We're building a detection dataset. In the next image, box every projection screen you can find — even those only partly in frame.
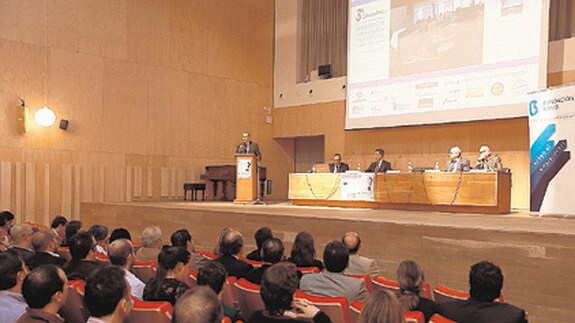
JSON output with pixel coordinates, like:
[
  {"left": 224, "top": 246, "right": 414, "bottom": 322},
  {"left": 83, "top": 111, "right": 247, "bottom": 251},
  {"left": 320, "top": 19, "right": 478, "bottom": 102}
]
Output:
[{"left": 346, "top": 0, "right": 549, "bottom": 129}]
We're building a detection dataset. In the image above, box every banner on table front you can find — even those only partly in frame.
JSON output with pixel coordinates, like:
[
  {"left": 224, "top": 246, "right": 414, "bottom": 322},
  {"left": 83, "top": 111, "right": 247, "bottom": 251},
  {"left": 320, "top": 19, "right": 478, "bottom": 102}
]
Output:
[{"left": 528, "top": 85, "right": 575, "bottom": 214}]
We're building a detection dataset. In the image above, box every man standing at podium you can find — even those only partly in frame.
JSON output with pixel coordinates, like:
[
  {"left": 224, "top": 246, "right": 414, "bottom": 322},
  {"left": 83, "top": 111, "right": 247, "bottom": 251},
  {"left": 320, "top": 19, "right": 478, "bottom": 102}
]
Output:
[{"left": 235, "top": 132, "right": 261, "bottom": 161}]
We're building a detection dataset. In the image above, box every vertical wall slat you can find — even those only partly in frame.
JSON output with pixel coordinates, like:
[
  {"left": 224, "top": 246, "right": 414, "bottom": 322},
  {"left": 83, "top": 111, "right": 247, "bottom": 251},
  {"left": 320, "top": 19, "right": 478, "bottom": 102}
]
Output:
[
  {"left": 25, "top": 162, "right": 35, "bottom": 222},
  {"left": 73, "top": 165, "right": 81, "bottom": 219},
  {"left": 146, "top": 167, "right": 153, "bottom": 197},
  {"left": 43, "top": 164, "right": 50, "bottom": 225},
  {"left": 0, "top": 162, "right": 12, "bottom": 210},
  {"left": 15, "top": 163, "right": 23, "bottom": 218},
  {"left": 62, "top": 164, "right": 72, "bottom": 217}
]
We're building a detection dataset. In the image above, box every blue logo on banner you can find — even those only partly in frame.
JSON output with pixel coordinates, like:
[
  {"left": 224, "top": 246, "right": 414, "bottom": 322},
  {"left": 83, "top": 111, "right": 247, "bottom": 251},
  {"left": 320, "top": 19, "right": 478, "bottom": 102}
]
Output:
[{"left": 529, "top": 100, "right": 538, "bottom": 116}]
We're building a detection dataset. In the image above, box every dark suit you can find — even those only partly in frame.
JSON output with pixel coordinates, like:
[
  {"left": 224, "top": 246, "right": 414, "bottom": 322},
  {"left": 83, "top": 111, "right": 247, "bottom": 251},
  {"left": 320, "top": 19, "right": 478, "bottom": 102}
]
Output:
[
  {"left": 235, "top": 141, "right": 262, "bottom": 161},
  {"left": 214, "top": 255, "right": 253, "bottom": 279},
  {"left": 439, "top": 298, "right": 527, "bottom": 323},
  {"left": 9, "top": 246, "right": 35, "bottom": 264},
  {"left": 246, "top": 249, "right": 263, "bottom": 261},
  {"left": 329, "top": 163, "right": 349, "bottom": 173},
  {"left": 365, "top": 159, "right": 392, "bottom": 173},
  {"left": 245, "top": 264, "right": 271, "bottom": 285},
  {"left": 27, "top": 251, "right": 66, "bottom": 269},
  {"left": 62, "top": 260, "right": 105, "bottom": 280}
]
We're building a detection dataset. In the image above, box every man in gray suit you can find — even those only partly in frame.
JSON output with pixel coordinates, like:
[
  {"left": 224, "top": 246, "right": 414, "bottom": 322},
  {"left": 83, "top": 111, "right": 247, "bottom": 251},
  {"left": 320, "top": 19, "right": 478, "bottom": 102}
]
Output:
[
  {"left": 300, "top": 240, "right": 368, "bottom": 304},
  {"left": 235, "top": 132, "right": 262, "bottom": 162},
  {"left": 445, "top": 146, "right": 471, "bottom": 172},
  {"left": 342, "top": 232, "right": 379, "bottom": 277}
]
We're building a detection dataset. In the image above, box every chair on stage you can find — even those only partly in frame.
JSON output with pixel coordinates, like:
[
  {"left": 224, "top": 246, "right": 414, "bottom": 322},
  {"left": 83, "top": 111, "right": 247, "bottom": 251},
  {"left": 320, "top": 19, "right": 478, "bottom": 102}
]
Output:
[
  {"left": 59, "top": 280, "right": 89, "bottom": 323},
  {"left": 429, "top": 313, "right": 457, "bottom": 323},
  {"left": 295, "top": 290, "right": 350, "bottom": 323},
  {"left": 132, "top": 261, "right": 157, "bottom": 284},
  {"left": 404, "top": 311, "right": 425, "bottom": 323},
  {"left": 346, "top": 274, "right": 373, "bottom": 293},
  {"left": 125, "top": 299, "right": 173, "bottom": 323},
  {"left": 234, "top": 278, "right": 265, "bottom": 322},
  {"left": 349, "top": 299, "right": 363, "bottom": 323}
]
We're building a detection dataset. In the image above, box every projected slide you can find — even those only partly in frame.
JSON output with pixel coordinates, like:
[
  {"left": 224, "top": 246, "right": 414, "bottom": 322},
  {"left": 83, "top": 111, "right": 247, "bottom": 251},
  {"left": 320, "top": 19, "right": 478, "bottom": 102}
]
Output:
[{"left": 347, "top": 0, "right": 548, "bottom": 129}]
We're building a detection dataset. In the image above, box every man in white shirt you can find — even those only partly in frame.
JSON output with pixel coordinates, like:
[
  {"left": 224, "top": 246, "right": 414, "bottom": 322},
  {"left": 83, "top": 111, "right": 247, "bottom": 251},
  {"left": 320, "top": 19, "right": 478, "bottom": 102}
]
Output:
[
  {"left": 0, "top": 251, "right": 29, "bottom": 323},
  {"left": 108, "top": 239, "right": 145, "bottom": 300}
]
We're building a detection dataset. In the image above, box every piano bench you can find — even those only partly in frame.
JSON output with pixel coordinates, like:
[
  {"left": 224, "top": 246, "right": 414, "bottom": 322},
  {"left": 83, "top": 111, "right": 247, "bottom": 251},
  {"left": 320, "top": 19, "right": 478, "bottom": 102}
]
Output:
[{"left": 183, "top": 183, "right": 206, "bottom": 201}]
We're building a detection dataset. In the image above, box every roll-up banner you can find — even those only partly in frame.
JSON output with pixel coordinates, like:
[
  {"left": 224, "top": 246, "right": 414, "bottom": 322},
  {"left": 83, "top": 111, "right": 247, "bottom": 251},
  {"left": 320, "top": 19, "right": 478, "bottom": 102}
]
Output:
[{"left": 528, "top": 85, "right": 575, "bottom": 215}]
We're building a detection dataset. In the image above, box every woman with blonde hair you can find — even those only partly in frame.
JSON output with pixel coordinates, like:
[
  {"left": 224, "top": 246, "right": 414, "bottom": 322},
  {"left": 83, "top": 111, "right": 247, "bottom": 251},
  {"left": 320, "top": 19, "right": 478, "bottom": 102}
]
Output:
[
  {"left": 397, "top": 260, "right": 438, "bottom": 322},
  {"left": 358, "top": 289, "right": 404, "bottom": 323}
]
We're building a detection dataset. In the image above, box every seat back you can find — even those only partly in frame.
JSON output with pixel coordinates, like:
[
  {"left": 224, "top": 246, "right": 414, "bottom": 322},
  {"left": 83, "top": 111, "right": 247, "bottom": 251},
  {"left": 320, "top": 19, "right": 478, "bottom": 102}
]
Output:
[
  {"left": 346, "top": 274, "right": 373, "bottom": 293},
  {"left": 433, "top": 284, "right": 503, "bottom": 304},
  {"left": 221, "top": 276, "right": 238, "bottom": 308},
  {"left": 234, "top": 278, "right": 265, "bottom": 322},
  {"left": 429, "top": 313, "right": 457, "bottom": 323},
  {"left": 57, "top": 246, "right": 72, "bottom": 261},
  {"left": 188, "top": 269, "right": 198, "bottom": 288},
  {"left": 59, "top": 280, "right": 89, "bottom": 323},
  {"left": 132, "top": 262, "right": 157, "bottom": 284},
  {"left": 95, "top": 251, "right": 110, "bottom": 262},
  {"left": 295, "top": 290, "right": 350, "bottom": 323},
  {"left": 404, "top": 311, "right": 425, "bottom": 323},
  {"left": 372, "top": 276, "right": 432, "bottom": 300},
  {"left": 197, "top": 250, "right": 217, "bottom": 260},
  {"left": 240, "top": 257, "right": 264, "bottom": 268},
  {"left": 124, "top": 299, "right": 172, "bottom": 323},
  {"left": 297, "top": 266, "right": 320, "bottom": 274},
  {"left": 349, "top": 299, "right": 363, "bottom": 323}
]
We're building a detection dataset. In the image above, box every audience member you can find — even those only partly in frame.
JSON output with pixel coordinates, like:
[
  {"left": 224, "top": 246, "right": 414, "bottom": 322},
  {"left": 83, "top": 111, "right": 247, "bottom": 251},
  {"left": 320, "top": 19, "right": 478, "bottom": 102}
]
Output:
[
  {"left": 246, "top": 226, "right": 273, "bottom": 261},
  {"left": 50, "top": 215, "right": 68, "bottom": 247},
  {"left": 446, "top": 146, "right": 471, "bottom": 172},
  {"left": 109, "top": 228, "right": 131, "bottom": 244},
  {"left": 358, "top": 289, "right": 404, "bottom": 323},
  {"left": 62, "top": 231, "right": 103, "bottom": 280},
  {"left": 171, "top": 228, "right": 208, "bottom": 271},
  {"left": 0, "top": 210, "right": 15, "bottom": 237},
  {"left": 214, "top": 230, "right": 253, "bottom": 278},
  {"left": 439, "top": 261, "right": 527, "bottom": 323},
  {"left": 300, "top": 240, "right": 368, "bottom": 303},
  {"left": 27, "top": 231, "right": 66, "bottom": 269},
  {"left": 251, "top": 262, "right": 332, "bottom": 323},
  {"left": 62, "top": 220, "right": 82, "bottom": 247},
  {"left": 17, "top": 264, "right": 68, "bottom": 323},
  {"left": 88, "top": 224, "right": 109, "bottom": 256},
  {"left": 245, "top": 237, "right": 285, "bottom": 285},
  {"left": 197, "top": 262, "right": 241, "bottom": 322},
  {"left": 172, "top": 286, "right": 223, "bottom": 323},
  {"left": 287, "top": 231, "right": 324, "bottom": 270},
  {"left": 9, "top": 223, "right": 35, "bottom": 264},
  {"left": 213, "top": 227, "right": 232, "bottom": 256},
  {"left": 135, "top": 226, "right": 162, "bottom": 262},
  {"left": 85, "top": 266, "right": 133, "bottom": 323},
  {"left": 108, "top": 239, "right": 145, "bottom": 300},
  {"left": 0, "top": 251, "right": 29, "bottom": 323},
  {"left": 143, "top": 246, "right": 190, "bottom": 305},
  {"left": 342, "top": 231, "right": 379, "bottom": 277},
  {"left": 396, "top": 260, "right": 438, "bottom": 322}
]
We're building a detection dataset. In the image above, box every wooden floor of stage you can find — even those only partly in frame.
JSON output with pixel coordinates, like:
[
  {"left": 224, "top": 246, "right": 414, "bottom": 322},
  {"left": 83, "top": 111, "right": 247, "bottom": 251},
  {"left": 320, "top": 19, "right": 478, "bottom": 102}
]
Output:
[
  {"left": 81, "top": 200, "right": 575, "bottom": 323},
  {"left": 100, "top": 200, "right": 575, "bottom": 235}
]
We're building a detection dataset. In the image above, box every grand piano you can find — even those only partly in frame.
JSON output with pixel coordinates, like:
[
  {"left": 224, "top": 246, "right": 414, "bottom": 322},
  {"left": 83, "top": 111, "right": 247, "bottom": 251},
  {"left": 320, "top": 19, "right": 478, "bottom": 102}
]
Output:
[{"left": 201, "top": 165, "right": 267, "bottom": 201}]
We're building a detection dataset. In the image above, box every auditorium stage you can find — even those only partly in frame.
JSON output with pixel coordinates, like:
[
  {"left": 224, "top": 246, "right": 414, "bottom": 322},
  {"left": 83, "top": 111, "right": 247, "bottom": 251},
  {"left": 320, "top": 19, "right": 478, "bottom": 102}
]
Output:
[{"left": 81, "top": 200, "right": 575, "bottom": 322}]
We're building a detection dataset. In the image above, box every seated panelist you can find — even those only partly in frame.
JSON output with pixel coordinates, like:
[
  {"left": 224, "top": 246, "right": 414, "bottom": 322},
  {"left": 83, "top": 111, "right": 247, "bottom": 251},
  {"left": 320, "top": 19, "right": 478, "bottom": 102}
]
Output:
[
  {"left": 475, "top": 145, "right": 503, "bottom": 171},
  {"left": 445, "top": 146, "right": 471, "bottom": 172},
  {"left": 329, "top": 153, "right": 349, "bottom": 173},
  {"left": 365, "top": 148, "right": 392, "bottom": 173}
]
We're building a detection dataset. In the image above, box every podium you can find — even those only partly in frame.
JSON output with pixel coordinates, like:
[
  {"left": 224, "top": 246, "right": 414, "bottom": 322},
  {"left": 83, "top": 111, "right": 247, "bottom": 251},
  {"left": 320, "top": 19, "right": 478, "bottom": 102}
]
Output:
[{"left": 234, "top": 154, "right": 258, "bottom": 203}]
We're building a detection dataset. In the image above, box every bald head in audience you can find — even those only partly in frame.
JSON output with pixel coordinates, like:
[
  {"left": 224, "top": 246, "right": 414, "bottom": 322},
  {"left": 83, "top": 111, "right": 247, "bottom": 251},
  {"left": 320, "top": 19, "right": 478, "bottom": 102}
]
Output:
[
  {"left": 32, "top": 231, "right": 57, "bottom": 253},
  {"left": 11, "top": 224, "right": 33, "bottom": 248},
  {"left": 141, "top": 226, "right": 162, "bottom": 248},
  {"left": 108, "top": 239, "right": 134, "bottom": 268},
  {"left": 342, "top": 231, "right": 362, "bottom": 254},
  {"left": 173, "top": 286, "right": 223, "bottom": 323},
  {"left": 219, "top": 230, "right": 244, "bottom": 256}
]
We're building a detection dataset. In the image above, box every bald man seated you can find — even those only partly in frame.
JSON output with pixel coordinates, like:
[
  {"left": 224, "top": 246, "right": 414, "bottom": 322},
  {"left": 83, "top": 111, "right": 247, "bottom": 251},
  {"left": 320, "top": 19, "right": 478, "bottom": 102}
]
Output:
[
  {"left": 342, "top": 232, "right": 379, "bottom": 277},
  {"left": 27, "top": 231, "right": 66, "bottom": 269}
]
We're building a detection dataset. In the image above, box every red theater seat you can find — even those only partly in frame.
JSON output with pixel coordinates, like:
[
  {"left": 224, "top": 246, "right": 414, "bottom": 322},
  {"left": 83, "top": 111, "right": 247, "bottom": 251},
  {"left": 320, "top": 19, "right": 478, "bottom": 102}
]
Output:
[
  {"left": 404, "top": 311, "right": 425, "bottom": 323},
  {"left": 125, "top": 299, "right": 172, "bottom": 323},
  {"left": 349, "top": 299, "right": 363, "bottom": 323},
  {"left": 59, "top": 280, "right": 89, "bottom": 323},
  {"left": 131, "top": 261, "right": 157, "bottom": 284},
  {"left": 429, "top": 313, "right": 457, "bottom": 323},
  {"left": 346, "top": 274, "right": 373, "bottom": 293},
  {"left": 295, "top": 290, "right": 350, "bottom": 323},
  {"left": 234, "top": 278, "right": 265, "bottom": 322},
  {"left": 372, "top": 276, "right": 432, "bottom": 299}
]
